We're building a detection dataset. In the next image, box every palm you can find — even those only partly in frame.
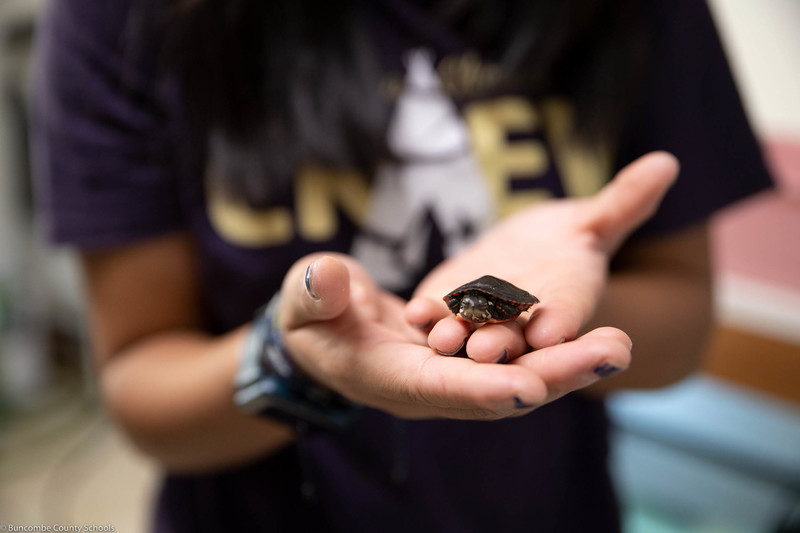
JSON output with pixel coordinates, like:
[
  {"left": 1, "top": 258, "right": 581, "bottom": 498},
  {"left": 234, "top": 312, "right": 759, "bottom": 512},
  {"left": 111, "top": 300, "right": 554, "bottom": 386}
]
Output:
[
  {"left": 281, "top": 256, "right": 547, "bottom": 419},
  {"left": 280, "top": 251, "right": 636, "bottom": 420},
  {"left": 417, "top": 199, "right": 607, "bottom": 340},
  {"left": 409, "top": 152, "right": 679, "bottom": 358}
]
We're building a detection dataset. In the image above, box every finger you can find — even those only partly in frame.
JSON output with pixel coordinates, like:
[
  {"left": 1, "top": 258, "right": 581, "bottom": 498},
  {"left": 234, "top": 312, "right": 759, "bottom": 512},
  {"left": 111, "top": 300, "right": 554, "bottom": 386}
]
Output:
[
  {"left": 464, "top": 320, "right": 529, "bottom": 363},
  {"left": 582, "top": 151, "right": 679, "bottom": 253},
  {"left": 361, "top": 344, "right": 548, "bottom": 419},
  {"left": 514, "top": 327, "right": 632, "bottom": 402},
  {"left": 405, "top": 296, "right": 450, "bottom": 331},
  {"left": 282, "top": 254, "right": 351, "bottom": 330},
  {"left": 524, "top": 294, "right": 587, "bottom": 349},
  {"left": 427, "top": 316, "right": 474, "bottom": 355},
  {"left": 524, "top": 270, "right": 601, "bottom": 349}
]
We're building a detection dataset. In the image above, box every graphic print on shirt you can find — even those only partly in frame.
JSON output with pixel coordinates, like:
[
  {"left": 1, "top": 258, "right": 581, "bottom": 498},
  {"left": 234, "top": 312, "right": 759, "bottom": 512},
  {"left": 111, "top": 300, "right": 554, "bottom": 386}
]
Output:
[
  {"left": 350, "top": 50, "right": 494, "bottom": 290},
  {"left": 204, "top": 50, "right": 611, "bottom": 291}
]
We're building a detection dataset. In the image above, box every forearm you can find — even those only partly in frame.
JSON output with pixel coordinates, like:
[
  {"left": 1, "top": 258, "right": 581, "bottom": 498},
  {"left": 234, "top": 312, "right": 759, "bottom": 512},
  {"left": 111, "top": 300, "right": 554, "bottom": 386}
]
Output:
[
  {"left": 585, "top": 266, "right": 712, "bottom": 393},
  {"left": 99, "top": 326, "right": 294, "bottom": 473},
  {"left": 584, "top": 223, "right": 713, "bottom": 393}
]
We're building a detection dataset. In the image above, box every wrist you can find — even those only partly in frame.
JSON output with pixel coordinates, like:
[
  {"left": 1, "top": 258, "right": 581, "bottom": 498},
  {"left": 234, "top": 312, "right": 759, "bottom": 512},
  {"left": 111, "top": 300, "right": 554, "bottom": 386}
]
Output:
[{"left": 234, "top": 292, "right": 361, "bottom": 431}]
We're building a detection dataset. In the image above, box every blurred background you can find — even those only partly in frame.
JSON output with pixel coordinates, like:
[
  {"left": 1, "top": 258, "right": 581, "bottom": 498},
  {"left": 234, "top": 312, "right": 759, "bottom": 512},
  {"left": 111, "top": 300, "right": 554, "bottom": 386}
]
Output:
[{"left": 0, "top": 0, "right": 798, "bottom": 532}]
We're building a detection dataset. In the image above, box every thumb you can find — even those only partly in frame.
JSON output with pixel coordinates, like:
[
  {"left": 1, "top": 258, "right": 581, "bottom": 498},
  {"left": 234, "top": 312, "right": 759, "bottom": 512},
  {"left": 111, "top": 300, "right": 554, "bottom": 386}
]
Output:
[
  {"left": 281, "top": 254, "right": 351, "bottom": 330},
  {"left": 583, "top": 151, "right": 679, "bottom": 253}
]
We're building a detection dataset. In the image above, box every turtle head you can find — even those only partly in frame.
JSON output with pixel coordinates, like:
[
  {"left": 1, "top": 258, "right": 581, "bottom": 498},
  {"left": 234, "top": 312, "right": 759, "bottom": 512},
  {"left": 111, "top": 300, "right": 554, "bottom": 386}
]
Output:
[{"left": 458, "top": 293, "right": 491, "bottom": 323}]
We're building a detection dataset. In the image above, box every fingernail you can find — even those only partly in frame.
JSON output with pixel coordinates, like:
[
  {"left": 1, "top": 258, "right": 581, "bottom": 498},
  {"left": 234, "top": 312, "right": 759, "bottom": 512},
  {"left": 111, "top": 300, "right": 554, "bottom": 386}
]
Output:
[
  {"left": 514, "top": 396, "right": 534, "bottom": 409},
  {"left": 594, "top": 362, "right": 622, "bottom": 378},
  {"left": 438, "top": 341, "right": 466, "bottom": 357},
  {"left": 305, "top": 262, "right": 320, "bottom": 300},
  {"left": 495, "top": 349, "right": 508, "bottom": 364}
]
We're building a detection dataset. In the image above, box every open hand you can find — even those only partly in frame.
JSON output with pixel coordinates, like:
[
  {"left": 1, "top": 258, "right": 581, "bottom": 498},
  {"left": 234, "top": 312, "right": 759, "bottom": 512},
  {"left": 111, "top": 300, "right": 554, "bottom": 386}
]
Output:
[
  {"left": 279, "top": 253, "right": 634, "bottom": 420},
  {"left": 405, "top": 151, "right": 679, "bottom": 363}
]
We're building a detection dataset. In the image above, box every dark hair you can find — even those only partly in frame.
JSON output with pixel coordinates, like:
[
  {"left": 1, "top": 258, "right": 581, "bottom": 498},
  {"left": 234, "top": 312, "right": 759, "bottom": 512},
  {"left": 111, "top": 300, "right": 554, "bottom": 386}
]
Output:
[{"left": 161, "top": 0, "right": 647, "bottom": 204}]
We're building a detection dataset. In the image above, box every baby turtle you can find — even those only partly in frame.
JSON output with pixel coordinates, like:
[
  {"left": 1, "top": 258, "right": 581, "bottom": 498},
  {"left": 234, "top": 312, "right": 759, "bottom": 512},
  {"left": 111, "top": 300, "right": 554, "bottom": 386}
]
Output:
[{"left": 443, "top": 275, "right": 539, "bottom": 323}]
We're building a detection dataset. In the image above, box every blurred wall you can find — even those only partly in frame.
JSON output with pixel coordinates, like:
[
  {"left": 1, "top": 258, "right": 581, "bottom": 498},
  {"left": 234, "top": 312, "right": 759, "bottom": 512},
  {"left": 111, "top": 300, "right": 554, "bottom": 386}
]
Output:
[
  {"left": 709, "top": 0, "right": 800, "bottom": 139},
  {"left": 610, "top": 4, "right": 800, "bottom": 531},
  {"left": 704, "top": 0, "right": 800, "bottom": 404}
]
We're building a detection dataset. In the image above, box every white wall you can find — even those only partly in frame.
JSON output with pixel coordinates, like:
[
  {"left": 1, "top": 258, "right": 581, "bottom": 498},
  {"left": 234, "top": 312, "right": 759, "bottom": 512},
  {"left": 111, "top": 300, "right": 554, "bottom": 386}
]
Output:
[{"left": 708, "top": 0, "right": 800, "bottom": 139}]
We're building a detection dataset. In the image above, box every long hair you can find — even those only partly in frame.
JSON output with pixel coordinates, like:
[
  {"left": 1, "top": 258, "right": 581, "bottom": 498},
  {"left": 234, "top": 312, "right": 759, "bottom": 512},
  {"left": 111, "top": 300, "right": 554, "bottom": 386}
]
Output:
[{"left": 158, "top": 0, "right": 647, "bottom": 205}]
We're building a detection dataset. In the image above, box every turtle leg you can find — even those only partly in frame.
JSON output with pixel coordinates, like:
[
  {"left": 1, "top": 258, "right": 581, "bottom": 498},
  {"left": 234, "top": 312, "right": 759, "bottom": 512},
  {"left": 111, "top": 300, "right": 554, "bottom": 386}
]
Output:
[{"left": 446, "top": 298, "right": 461, "bottom": 315}]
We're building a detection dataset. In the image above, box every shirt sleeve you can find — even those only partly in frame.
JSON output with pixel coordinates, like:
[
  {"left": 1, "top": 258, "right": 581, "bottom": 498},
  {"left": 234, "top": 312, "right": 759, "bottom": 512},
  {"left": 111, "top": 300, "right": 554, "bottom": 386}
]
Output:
[
  {"left": 617, "top": 0, "right": 773, "bottom": 238},
  {"left": 31, "top": 0, "right": 184, "bottom": 249}
]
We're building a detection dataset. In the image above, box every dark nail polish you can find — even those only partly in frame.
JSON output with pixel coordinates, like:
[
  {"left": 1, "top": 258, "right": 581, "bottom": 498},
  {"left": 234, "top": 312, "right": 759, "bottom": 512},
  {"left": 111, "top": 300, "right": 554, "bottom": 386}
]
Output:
[
  {"left": 438, "top": 341, "right": 466, "bottom": 357},
  {"left": 495, "top": 349, "right": 508, "bottom": 364},
  {"left": 305, "top": 263, "right": 320, "bottom": 300},
  {"left": 594, "top": 362, "right": 621, "bottom": 378},
  {"left": 514, "top": 396, "right": 534, "bottom": 409}
]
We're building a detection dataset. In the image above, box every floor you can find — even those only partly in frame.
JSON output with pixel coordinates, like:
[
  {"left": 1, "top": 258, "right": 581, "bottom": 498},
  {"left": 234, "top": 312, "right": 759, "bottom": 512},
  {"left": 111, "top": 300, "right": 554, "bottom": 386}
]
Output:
[
  {"left": 4, "top": 370, "right": 798, "bottom": 533},
  {"left": 0, "top": 378, "right": 157, "bottom": 533}
]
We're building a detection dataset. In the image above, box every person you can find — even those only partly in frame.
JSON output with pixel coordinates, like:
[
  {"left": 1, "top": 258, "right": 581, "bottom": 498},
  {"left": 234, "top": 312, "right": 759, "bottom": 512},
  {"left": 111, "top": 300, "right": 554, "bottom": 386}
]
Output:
[{"left": 32, "top": 0, "right": 772, "bottom": 531}]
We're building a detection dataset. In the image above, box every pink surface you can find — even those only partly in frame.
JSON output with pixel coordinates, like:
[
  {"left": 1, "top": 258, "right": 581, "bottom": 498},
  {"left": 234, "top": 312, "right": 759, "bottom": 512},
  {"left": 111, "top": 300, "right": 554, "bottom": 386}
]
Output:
[
  {"left": 763, "top": 138, "right": 800, "bottom": 196},
  {"left": 711, "top": 138, "right": 800, "bottom": 291}
]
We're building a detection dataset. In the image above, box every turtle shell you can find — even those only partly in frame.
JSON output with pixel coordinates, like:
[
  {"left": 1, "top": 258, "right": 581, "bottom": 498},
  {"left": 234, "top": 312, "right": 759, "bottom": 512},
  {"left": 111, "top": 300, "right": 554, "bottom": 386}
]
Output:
[{"left": 443, "top": 275, "right": 539, "bottom": 323}]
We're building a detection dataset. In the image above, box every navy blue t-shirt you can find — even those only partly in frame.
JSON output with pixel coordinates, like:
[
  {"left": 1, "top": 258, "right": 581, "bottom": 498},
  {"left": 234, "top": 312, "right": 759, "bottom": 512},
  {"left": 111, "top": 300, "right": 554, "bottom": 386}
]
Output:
[{"left": 32, "top": 1, "right": 771, "bottom": 532}]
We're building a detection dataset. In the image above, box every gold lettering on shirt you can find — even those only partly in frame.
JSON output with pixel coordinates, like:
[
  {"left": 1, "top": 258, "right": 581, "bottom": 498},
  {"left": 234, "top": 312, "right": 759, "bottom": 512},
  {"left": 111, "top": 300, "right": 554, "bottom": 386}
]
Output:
[
  {"left": 464, "top": 97, "right": 550, "bottom": 217},
  {"left": 382, "top": 52, "right": 505, "bottom": 101},
  {"left": 207, "top": 166, "right": 371, "bottom": 247},
  {"left": 540, "top": 97, "right": 611, "bottom": 197},
  {"left": 437, "top": 52, "right": 503, "bottom": 97},
  {"left": 295, "top": 166, "right": 371, "bottom": 241},
  {"left": 207, "top": 191, "right": 294, "bottom": 247},
  {"left": 205, "top": 92, "right": 611, "bottom": 249}
]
